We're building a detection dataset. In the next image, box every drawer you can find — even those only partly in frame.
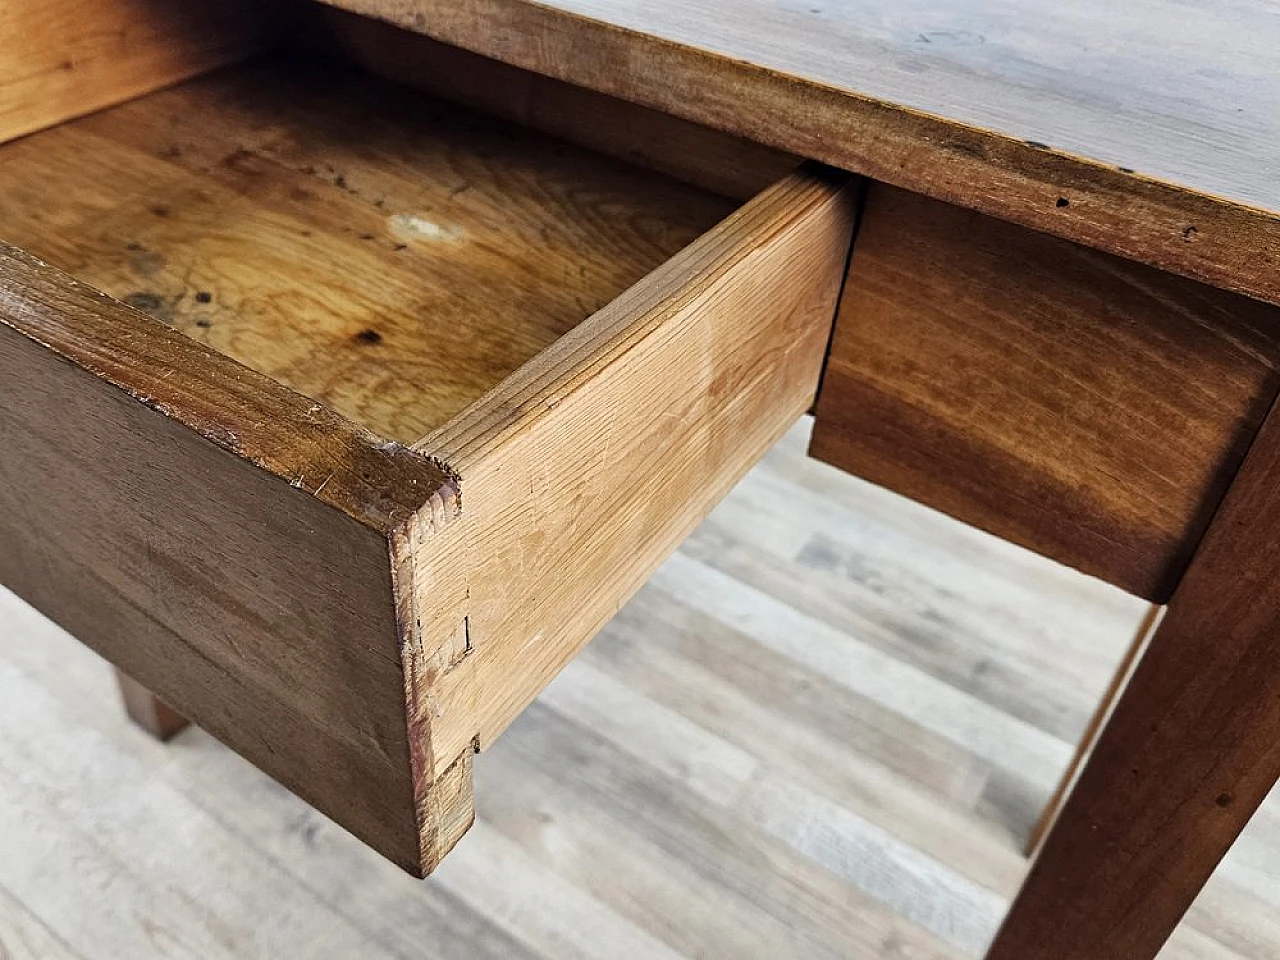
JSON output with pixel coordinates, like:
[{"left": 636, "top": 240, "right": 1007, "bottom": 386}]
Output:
[
  {"left": 0, "top": 5, "right": 857, "bottom": 875},
  {"left": 812, "top": 184, "right": 1280, "bottom": 602}
]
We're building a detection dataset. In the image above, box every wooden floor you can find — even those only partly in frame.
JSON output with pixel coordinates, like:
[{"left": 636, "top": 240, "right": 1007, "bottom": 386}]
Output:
[{"left": 1, "top": 418, "right": 1276, "bottom": 959}]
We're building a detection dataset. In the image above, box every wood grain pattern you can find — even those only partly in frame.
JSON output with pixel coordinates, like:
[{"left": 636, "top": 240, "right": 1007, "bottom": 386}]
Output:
[
  {"left": 0, "top": 0, "right": 270, "bottom": 145},
  {"left": 811, "top": 185, "right": 1280, "bottom": 601},
  {"left": 0, "top": 56, "right": 734, "bottom": 443},
  {"left": 309, "top": 0, "right": 1280, "bottom": 308},
  {"left": 114, "top": 669, "right": 189, "bottom": 741},
  {"left": 989, "top": 399, "right": 1280, "bottom": 957},
  {"left": 0, "top": 244, "right": 457, "bottom": 873},
  {"left": 300, "top": 6, "right": 797, "bottom": 201},
  {"left": 398, "top": 168, "right": 858, "bottom": 791}
]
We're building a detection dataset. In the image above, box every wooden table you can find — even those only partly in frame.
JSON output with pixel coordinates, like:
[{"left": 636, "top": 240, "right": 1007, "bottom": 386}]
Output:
[{"left": 2, "top": 2, "right": 1278, "bottom": 957}]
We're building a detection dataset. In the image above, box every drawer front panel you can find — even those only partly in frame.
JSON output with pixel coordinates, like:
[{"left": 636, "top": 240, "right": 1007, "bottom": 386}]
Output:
[
  {"left": 812, "top": 184, "right": 1280, "bottom": 601},
  {"left": 0, "top": 247, "right": 459, "bottom": 873}
]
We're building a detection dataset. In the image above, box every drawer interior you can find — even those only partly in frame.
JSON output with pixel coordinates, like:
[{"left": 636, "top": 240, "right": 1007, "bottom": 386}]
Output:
[{"left": 0, "top": 52, "right": 736, "bottom": 443}]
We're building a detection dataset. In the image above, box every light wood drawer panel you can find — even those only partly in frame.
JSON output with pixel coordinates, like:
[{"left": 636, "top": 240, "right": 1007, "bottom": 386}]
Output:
[
  {"left": 0, "top": 37, "right": 857, "bottom": 875},
  {"left": 812, "top": 184, "right": 1280, "bottom": 602}
]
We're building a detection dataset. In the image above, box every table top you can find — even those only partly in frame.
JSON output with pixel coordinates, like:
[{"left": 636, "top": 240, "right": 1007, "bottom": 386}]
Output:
[{"left": 321, "top": 0, "right": 1280, "bottom": 306}]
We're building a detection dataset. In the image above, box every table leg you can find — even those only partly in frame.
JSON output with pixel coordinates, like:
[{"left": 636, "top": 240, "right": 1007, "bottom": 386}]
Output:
[
  {"left": 987, "top": 402, "right": 1280, "bottom": 959},
  {"left": 115, "top": 668, "right": 189, "bottom": 741},
  {"left": 1023, "top": 603, "right": 1162, "bottom": 858}
]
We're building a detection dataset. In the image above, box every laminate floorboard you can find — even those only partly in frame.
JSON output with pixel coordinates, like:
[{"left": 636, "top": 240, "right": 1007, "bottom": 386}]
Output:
[{"left": 0, "top": 417, "right": 1273, "bottom": 958}]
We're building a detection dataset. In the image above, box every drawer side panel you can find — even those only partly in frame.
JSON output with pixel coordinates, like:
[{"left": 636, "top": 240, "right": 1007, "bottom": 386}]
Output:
[{"left": 405, "top": 166, "right": 859, "bottom": 787}]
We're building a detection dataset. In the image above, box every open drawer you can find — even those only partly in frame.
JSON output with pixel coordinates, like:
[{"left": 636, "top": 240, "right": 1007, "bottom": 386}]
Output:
[{"left": 0, "top": 3, "right": 857, "bottom": 874}]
